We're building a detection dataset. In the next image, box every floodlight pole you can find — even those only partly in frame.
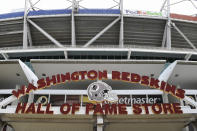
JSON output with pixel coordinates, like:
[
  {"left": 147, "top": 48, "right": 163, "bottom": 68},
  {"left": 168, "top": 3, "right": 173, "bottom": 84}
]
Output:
[
  {"left": 166, "top": 0, "right": 171, "bottom": 49},
  {"left": 23, "top": 0, "right": 28, "bottom": 48},
  {"left": 119, "top": 0, "right": 124, "bottom": 48}
]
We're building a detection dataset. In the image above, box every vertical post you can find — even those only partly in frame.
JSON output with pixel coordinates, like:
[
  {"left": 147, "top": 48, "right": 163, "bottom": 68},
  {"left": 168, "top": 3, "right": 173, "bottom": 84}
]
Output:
[
  {"left": 27, "top": 22, "right": 33, "bottom": 47},
  {"left": 97, "top": 115, "right": 104, "bottom": 131},
  {"left": 119, "top": 0, "right": 124, "bottom": 48},
  {"left": 163, "top": 94, "right": 169, "bottom": 103},
  {"left": 71, "top": 0, "right": 76, "bottom": 47},
  {"left": 166, "top": 0, "right": 171, "bottom": 49},
  {"left": 28, "top": 92, "right": 34, "bottom": 103},
  {"left": 161, "top": 23, "right": 167, "bottom": 47},
  {"left": 23, "top": 0, "right": 28, "bottom": 48},
  {"left": 64, "top": 51, "right": 68, "bottom": 59}
]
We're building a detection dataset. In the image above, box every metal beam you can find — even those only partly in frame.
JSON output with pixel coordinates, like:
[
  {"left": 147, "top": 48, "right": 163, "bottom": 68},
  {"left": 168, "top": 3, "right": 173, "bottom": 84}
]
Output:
[
  {"left": 190, "top": 0, "right": 197, "bottom": 10},
  {"left": 27, "top": 19, "right": 64, "bottom": 48},
  {"left": 160, "top": 0, "right": 168, "bottom": 12},
  {"left": 64, "top": 51, "right": 68, "bottom": 59},
  {"left": 23, "top": 0, "right": 28, "bottom": 49},
  {"left": 71, "top": 0, "right": 76, "bottom": 47},
  {"left": 0, "top": 95, "right": 17, "bottom": 108},
  {"left": 83, "top": 17, "right": 120, "bottom": 47},
  {"left": 1, "top": 53, "right": 8, "bottom": 60},
  {"left": 158, "top": 61, "right": 177, "bottom": 103},
  {"left": 158, "top": 61, "right": 177, "bottom": 82},
  {"left": 0, "top": 31, "right": 23, "bottom": 36},
  {"left": 29, "top": 0, "right": 36, "bottom": 11},
  {"left": 127, "top": 50, "right": 131, "bottom": 59},
  {"left": 0, "top": 47, "right": 197, "bottom": 56},
  {"left": 185, "top": 53, "right": 192, "bottom": 61},
  {"left": 184, "top": 95, "right": 197, "bottom": 107},
  {"left": 119, "top": 0, "right": 124, "bottom": 48},
  {"left": 171, "top": 22, "right": 197, "bottom": 51},
  {"left": 18, "top": 60, "right": 38, "bottom": 103}
]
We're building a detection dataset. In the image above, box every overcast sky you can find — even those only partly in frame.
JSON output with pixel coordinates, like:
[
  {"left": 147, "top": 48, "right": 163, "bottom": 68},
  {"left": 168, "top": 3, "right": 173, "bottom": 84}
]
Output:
[{"left": 0, "top": 0, "right": 196, "bottom": 15}]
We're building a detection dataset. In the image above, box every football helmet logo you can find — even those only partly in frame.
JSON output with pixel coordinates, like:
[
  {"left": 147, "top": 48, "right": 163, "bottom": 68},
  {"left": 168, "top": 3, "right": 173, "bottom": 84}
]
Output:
[{"left": 87, "top": 81, "right": 118, "bottom": 102}]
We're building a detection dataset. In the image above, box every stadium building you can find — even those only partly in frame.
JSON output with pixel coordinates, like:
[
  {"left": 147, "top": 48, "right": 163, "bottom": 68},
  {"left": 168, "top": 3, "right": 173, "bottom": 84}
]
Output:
[{"left": 0, "top": 0, "right": 197, "bottom": 131}]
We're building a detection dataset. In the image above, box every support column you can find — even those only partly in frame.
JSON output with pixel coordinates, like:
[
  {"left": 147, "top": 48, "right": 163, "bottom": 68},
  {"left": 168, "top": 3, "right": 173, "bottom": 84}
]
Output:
[
  {"left": 119, "top": 0, "right": 124, "bottom": 48},
  {"left": 64, "top": 51, "right": 68, "bottom": 59},
  {"left": 23, "top": 0, "right": 28, "bottom": 49},
  {"left": 71, "top": 0, "right": 76, "bottom": 47},
  {"left": 28, "top": 92, "right": 34, "bottom": 103},
  {"left": 97, "top": 115, "right": 104, "bottom": 131},
  {"left": 163, "top": 94, "right": 169, "bottom": 103},
  {"left": 27, "top": 22, "right": 33, "bottom": 47},
  {"left": 166, "top": 0, "right": 171, "bottom": 49}
]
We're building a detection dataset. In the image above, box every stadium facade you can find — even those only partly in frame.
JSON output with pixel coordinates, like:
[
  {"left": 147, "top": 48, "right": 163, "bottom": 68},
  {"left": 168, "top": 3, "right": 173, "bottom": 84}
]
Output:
[{"left": 0, "top": 0, "right": 197, "bottom": 131}]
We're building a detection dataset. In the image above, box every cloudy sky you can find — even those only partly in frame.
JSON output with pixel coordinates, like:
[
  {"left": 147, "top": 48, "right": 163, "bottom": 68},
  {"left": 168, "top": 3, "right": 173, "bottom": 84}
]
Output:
[{"left": 0, "top": 0, "right": 196, "bottom": 15}]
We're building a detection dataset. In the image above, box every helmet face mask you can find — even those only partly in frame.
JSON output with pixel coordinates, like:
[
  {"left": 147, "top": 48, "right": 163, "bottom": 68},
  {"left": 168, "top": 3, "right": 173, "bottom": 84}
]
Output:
[{"left": 87, "top": 81, "right": 118, "bottom": 102}]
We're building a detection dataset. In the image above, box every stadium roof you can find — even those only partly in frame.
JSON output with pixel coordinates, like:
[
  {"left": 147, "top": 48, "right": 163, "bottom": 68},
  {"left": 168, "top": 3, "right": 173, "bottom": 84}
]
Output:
[{"left": 0, "top": 9, "right": 196, "bottom": 49}]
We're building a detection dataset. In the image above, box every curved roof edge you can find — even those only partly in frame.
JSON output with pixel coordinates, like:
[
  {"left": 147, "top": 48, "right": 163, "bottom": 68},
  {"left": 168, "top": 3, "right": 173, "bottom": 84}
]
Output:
[
  {"left": 0, "top": 9, "right": 120, "bottom": 19},
  {"left": 171, "top": 13, "right": 197, "bottom": 22},
  {"left": 0, "top": 9, "right": 197, "bottom": 22}
]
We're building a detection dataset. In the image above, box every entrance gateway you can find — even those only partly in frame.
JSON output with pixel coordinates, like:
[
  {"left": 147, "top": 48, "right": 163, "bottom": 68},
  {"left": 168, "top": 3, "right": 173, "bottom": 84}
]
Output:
[{"left": 0, "top": 61, "right": 197, "bottom": 131}]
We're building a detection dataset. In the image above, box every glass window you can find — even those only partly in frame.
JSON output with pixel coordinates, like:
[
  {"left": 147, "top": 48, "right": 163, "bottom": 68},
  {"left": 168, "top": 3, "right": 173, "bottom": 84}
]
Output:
[
  {"left": 147, "top": 95, "right": 163, "bottom": 104},
  {"left": 131, "top": 95, "right": 147, "bottom": 104},
  {"left": 66, "top": 95, "right": 80, "bottom": 105},
  {"left": 50, "top": 95, "right": 65, "bottom": 106},
  {"left": 118, "top": 95, "right": 131, "bottom": 106},
  {"left": 34, "top": 94, "right": 49, "bottom": 106}
]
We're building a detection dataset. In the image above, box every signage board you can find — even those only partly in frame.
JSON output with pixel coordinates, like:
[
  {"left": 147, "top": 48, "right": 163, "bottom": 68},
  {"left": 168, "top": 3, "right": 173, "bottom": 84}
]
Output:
[{"left": 12, "top": 70, "right": 185, "bottom": 115}]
